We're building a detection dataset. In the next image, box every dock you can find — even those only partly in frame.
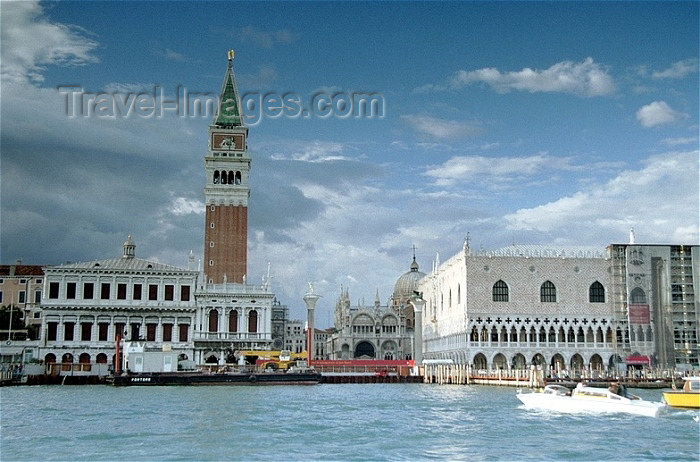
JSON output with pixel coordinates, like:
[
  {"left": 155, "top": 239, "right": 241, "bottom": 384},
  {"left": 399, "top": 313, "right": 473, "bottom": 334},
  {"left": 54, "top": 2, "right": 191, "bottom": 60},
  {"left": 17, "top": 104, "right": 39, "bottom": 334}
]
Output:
[{"left": 421, "top": 363, "right": 682, "bottom": 388}]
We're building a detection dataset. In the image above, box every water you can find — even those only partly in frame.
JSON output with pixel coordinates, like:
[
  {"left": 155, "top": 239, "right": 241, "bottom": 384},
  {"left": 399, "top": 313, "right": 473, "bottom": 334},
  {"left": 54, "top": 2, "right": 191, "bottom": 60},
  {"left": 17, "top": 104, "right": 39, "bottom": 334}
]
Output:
[{"left": 2, "top": 384, "right": 698, "bottom": 461}]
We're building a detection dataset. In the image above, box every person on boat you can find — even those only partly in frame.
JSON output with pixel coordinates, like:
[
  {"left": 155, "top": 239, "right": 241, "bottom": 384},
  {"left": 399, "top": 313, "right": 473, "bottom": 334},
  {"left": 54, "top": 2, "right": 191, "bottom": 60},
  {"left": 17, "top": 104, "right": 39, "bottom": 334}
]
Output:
[
  {"left": 608, "top": 382, "right": 628, "bottom": 397},
  {"left": 618, "top": 384, "right": 628, "bottom": 397}
]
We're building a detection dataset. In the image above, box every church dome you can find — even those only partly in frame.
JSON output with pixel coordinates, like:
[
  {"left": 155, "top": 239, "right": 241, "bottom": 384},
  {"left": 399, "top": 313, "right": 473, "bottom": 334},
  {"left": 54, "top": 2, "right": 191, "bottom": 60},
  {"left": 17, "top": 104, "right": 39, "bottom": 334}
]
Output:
[{"left": 393, "top": 257, "right": 426, "bottom": 298}]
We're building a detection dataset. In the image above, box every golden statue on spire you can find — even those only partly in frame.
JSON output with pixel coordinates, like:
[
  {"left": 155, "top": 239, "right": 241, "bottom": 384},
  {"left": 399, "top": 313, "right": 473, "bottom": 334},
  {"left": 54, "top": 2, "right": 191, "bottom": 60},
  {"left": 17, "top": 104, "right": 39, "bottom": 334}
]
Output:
[{"left": 228, "top": 49, "right": 234, "bottom": 61}]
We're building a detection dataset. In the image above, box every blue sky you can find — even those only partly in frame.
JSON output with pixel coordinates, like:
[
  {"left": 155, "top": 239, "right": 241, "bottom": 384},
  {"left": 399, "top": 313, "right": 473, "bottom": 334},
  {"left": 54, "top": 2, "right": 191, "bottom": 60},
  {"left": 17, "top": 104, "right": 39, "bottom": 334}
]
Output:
[{"left": 2, "top": 1, "right": 698, "bottom": 323}]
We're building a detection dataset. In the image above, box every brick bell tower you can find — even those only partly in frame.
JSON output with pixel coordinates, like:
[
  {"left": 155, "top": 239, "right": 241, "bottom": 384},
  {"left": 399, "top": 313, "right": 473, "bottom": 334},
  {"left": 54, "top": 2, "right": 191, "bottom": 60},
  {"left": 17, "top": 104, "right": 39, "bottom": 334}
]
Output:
[{"left": 203, "top": 50, "right": 249, "bottom": 284}]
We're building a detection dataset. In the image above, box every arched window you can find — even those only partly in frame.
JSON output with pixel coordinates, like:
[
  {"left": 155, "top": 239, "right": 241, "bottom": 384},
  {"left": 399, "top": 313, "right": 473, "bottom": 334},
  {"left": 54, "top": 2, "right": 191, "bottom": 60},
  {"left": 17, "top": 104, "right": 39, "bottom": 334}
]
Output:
[
  {"left": 221, "top": 171, "right": 228, "bottom": 184},
  {"left": 213, "top": 170, "right": 220, "bottom": 184},
  {"left": 208, "top": 310, "right": 218, "bottom": 333},
  {"left": 235, "top": 171, "right": 241, "bottom": 185},
  {"left": 248, "top": 310, "right": 258, "bottom": 333},
  {"left": 228, "top": 171, "right": 235, "bottom": 184},
  {"left": 589, "top": 281, "right": 605, "bottom": 303},
  {"left": 492, "top": 280, "right": 509, "bottom": 302},
  {"left": 229, "top": 310, "right": 238, "bottom": 332},
  {"left": 457, "top": 284, "right": 461, "bottom": 304},
  {"left": 630, "top": 287, "right": 647, "bottom": 304},
  {"left": 540, "top": 281, "right": 556, "bottom": 302},
  {"left": 470, "top": 326, "right": 479, "bottom": 342}
]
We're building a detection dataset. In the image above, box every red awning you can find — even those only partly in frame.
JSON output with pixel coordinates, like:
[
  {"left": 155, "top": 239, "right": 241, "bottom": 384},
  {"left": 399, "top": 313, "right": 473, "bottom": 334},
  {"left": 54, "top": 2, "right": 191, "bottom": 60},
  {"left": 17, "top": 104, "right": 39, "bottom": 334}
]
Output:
[{"left": 626, "top": 355, "right": 650, "bottom": 365}]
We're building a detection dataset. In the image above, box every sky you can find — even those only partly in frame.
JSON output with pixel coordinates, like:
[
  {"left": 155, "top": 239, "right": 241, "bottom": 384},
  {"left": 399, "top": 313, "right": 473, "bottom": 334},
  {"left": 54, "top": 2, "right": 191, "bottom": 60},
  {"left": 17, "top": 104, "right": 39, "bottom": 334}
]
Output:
[{"left": 2, "top": 1, "right": 698, "bottom": 324}]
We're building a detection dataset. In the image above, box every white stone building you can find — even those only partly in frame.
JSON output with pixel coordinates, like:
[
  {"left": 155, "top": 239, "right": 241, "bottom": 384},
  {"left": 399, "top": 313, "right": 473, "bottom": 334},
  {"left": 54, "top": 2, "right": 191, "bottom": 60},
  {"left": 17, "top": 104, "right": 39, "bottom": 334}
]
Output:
[
  {"left": 193, "top": 282, "right": 275, "bottom": 364},
  {"left": 417, "top": 242, "right": 619, "bottom": 373},
  {"left": 38, "top": 236, "right": 198, "bottom": 370}
]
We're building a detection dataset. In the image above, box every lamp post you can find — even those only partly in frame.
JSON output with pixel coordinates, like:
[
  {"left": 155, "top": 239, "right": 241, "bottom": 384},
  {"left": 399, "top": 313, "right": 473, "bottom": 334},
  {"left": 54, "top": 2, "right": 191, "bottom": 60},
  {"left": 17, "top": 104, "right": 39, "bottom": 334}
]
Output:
[
  {"left": 409, "top": 293, "right": 425, "bottom": 374},
  {"left": 303, "top": 283, "right": 320, "bottom": 364}
]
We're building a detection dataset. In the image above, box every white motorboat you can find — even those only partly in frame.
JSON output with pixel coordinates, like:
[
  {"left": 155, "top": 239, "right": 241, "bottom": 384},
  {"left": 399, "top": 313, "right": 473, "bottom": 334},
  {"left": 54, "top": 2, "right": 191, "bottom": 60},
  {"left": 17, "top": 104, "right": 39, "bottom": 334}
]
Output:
[{"left": 517, "top": 383, "right": 666, "bottom": 417}]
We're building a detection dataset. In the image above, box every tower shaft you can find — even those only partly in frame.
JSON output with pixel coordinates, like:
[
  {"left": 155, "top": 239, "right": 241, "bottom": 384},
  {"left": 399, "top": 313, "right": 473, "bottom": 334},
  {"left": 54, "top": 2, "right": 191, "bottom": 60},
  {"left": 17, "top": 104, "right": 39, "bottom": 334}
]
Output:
[{"left": 203, "top": 51, "right": 249, "bottom": 284}]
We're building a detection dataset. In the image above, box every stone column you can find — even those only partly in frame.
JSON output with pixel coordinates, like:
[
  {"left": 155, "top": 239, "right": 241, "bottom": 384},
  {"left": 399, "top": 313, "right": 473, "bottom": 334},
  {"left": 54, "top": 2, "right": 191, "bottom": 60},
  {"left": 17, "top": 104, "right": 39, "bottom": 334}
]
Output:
[
  {"left": 410, "top": 294, "right": 425, "bottom": 371},
  {"left": 303, "top": 284, "right": 320, "bottom": 363}
]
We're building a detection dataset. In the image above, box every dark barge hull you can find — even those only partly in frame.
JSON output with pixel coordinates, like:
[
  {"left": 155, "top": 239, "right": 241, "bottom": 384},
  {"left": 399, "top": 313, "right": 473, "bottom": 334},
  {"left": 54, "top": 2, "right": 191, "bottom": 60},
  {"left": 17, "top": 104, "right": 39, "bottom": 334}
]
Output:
[{"left": 112, "top": 371, "right": 321, "bottom": 386}]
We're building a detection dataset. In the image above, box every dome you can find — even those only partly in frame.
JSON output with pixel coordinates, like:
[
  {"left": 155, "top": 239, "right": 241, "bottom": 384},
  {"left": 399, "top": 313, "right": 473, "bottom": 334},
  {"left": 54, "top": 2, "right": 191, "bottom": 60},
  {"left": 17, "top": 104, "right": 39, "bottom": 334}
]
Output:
[{"left": 393, "top": 257, "right": 426, "bottom": 298}]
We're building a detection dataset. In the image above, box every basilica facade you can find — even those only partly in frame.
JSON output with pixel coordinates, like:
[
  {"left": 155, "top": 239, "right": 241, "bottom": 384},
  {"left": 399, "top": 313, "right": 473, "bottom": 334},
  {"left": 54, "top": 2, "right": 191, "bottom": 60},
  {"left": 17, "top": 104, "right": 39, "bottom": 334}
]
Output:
[{"left": 325, "top": 257, "right": 426, "bottom": 360}]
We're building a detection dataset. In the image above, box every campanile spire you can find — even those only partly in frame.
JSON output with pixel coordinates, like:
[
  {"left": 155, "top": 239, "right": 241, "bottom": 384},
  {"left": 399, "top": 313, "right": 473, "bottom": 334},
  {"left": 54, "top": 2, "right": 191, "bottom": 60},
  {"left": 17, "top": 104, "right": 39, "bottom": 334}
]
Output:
[
  {"left": 203, "top": 51, "right": 250, "bottom": 284},
  {"left": 214, "top": 50, "right": 243, "bottom": 127}
]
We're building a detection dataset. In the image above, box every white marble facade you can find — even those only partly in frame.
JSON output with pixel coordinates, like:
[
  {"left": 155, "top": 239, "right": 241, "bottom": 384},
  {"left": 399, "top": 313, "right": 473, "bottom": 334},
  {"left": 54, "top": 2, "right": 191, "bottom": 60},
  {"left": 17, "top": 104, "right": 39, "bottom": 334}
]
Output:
[{"left": 417, "top": 244, "right": 622, "bottom": 371}]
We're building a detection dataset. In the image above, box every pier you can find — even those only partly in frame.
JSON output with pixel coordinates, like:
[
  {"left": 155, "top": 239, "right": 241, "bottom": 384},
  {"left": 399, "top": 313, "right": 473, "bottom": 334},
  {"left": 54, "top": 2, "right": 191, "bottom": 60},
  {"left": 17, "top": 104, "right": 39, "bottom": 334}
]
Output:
[{"left": 421, "top": 363, "right": 684, "bottom": 388}]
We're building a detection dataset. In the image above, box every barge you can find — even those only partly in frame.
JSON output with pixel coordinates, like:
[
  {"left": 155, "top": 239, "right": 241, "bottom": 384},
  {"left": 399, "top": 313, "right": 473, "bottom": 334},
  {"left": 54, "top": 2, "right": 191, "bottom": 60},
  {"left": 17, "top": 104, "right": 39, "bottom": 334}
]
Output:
[{"left": 112, "top": 369, "right": 321, "bottom": 386}]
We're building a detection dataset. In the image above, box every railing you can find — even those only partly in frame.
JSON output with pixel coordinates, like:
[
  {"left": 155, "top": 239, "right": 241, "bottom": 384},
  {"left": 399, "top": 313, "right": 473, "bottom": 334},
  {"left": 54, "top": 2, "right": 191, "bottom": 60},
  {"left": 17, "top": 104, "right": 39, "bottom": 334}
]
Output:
[
  {"left": 314, "top": 364, "right": 409, "bottom": 375},
  {"left": 193, "top": 332, "right": 271, "bottom": 341},
  {"left": 198, "top": 283, "right": 274, "bottom": 295},
  {"left": 46, "top": 363, "right": 111, "bottom": 376},
  {"left": 197, "top": 364, "right": 255, "bottom": 374},
  {"left": 0, "top": 368, "right": 15, "bottom": 383},
  {"left": 422, "top": 364, "right": 691, "bottom": 386}
]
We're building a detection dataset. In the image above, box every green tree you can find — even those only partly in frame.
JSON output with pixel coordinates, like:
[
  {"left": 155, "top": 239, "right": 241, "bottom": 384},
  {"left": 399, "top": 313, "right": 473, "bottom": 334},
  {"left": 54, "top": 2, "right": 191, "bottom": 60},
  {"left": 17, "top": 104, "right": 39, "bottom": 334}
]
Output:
[{"left": 0, "top": 306, "right": 28, "bottom": 340}]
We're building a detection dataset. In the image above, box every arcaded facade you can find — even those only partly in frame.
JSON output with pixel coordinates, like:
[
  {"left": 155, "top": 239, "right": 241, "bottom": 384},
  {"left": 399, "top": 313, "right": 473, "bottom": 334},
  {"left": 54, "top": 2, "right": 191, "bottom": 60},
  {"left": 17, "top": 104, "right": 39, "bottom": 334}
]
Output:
[
  {"left": 417, "top": 240, "right": 699, "bottom": 372},
  {"left": 38, "top": 237, "right": 198, "bottom": 371},
  {"left": 417, "top": 242, "right": 620, "bottom": 372}
]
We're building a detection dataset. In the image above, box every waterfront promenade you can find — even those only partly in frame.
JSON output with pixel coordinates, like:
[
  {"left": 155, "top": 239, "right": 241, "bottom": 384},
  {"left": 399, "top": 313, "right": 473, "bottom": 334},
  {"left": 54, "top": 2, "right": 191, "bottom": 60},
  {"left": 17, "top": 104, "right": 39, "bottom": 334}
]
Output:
[{"left": 0, "top": 361, "right": 688, "bottom": 388}]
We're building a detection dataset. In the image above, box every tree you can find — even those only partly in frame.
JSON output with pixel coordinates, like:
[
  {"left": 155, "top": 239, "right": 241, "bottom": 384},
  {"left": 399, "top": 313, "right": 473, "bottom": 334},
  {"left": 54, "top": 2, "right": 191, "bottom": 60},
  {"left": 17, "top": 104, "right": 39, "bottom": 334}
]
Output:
[{"left": 0, "top": 306, "right": 28, "bottom": 340}]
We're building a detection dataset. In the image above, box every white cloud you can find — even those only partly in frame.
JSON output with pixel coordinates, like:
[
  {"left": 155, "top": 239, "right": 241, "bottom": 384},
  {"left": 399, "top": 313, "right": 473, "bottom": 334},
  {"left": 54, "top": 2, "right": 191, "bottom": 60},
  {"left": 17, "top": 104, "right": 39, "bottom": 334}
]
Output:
[
  {"left": 246, "top": 181, "right": 414, "bottom": 316},
  {"left": 170, "top": 197, "right": 204, "bottom": 216},
  {"left": 652, "top": 58, "right": 699, "bottom": 79},
  {"left": 239, "top": 25, "right": 297, "bottom": 49},
  {"left": 103, "top": 82, "right": 159, "bottom": 93},
  {"left": 402, "top": 115, "right": 482, "bottom": 139},
  {"left": 423, "top": 153, "right": 575, "bottom": 187},
  {"left": 269, "top": 140, "right": 350, "bottom": 162},
  {"left": 0, "top": 1, "right": 99, "bottom": 84},
  {"left": 661, "top": 137, "right": 698, "bottom": 146},
  {"left": 412, "top": 83, "right": 448, "bottom": 94},
  {"left": 450, "top": 57, "right": 615, "bottom": 97},
  {"left": 636, "top": 101, "right": 683, "bottom": 127},
  {"left": 164, "top": 48, "right": 187, "bottom": 62},
  {"left": 503, "top": 151, "right": 699, "bottom": 243}
]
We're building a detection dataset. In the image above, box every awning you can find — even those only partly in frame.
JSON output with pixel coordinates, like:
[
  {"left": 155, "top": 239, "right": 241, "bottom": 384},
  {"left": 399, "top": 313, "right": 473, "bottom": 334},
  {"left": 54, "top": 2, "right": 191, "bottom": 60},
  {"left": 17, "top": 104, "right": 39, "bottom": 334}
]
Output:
[{"left": 626, "top": 355, "right": 650, "bottom": 365}]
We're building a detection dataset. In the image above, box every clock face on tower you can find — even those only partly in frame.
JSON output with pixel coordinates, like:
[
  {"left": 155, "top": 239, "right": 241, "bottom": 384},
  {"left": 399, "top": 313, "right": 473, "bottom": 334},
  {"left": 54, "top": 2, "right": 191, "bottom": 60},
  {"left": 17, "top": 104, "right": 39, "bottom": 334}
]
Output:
[{"left": 212, "top": 133, "right": 245, "bottom": 151}]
